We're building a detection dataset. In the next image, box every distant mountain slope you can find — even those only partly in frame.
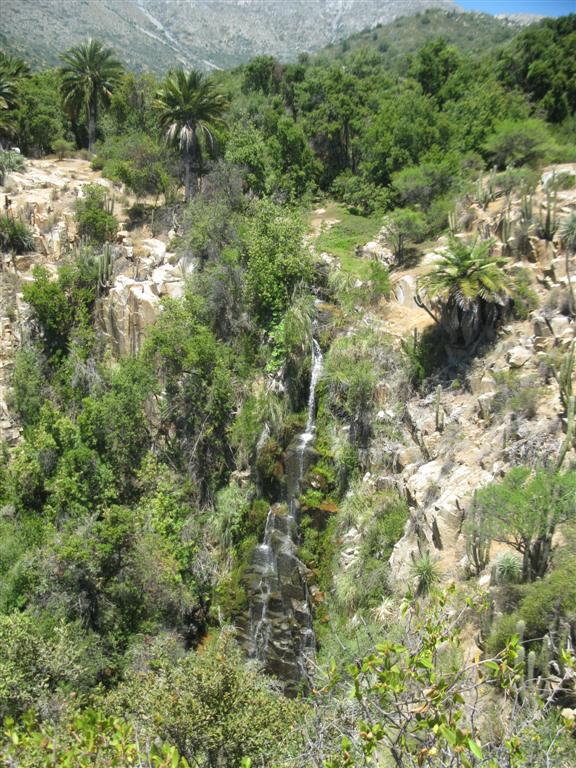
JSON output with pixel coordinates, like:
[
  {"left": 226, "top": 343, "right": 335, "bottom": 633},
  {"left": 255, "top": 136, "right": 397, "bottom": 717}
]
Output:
[
  {"left": 314, "top": 8, "right": 526, "bottom": 68},
  {"left": 0, "top": 0, "right": 460, "bottom": 72}
]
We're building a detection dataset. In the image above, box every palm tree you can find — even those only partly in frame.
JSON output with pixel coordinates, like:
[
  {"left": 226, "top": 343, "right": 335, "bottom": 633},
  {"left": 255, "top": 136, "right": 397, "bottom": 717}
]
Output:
[
  {"left": 417, "top": 237, "right": 511, "bottom": 349},
  {"left": 0, "top": 54, "right": 29, "bottom": 148},
  {"left": 60, "top": 40, "right": 123, "bottom": 153},
  {"left": 154, "top": 69, "right": 227, "bottom": 202}
]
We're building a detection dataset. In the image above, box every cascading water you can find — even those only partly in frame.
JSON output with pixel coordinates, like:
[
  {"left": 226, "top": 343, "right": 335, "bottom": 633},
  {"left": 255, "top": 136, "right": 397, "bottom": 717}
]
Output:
[{"left": 241, "top": 338, "right": 323, "bottom": 693}]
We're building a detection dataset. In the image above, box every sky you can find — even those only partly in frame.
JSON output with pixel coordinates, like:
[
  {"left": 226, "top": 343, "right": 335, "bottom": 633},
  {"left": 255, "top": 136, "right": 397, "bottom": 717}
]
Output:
[{"left": 458, "top": 0, "right": 575, "bottom": 15}]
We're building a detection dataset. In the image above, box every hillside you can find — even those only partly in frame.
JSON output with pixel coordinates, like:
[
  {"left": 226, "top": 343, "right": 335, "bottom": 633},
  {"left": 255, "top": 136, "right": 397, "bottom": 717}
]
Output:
[
  {"left": 0, "top": 0, "right": 459, "bottom": 73},
  {"left": 315, "top": 8, "right": 523, "bottom": 68}
]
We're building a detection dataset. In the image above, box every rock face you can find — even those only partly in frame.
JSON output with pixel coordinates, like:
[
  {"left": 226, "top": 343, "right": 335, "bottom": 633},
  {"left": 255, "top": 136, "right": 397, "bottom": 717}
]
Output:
[{"left": 96, "top": 246, "right": 187, "bottom": 358}]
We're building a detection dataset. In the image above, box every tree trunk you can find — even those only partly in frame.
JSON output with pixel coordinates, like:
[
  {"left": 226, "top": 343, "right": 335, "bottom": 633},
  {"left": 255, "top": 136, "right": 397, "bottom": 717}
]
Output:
[
  {"left": 183, "top": 138, "right": 199, "bottom": 203},
  {"left": 88, "top": 93, "right": 97, "bottom": 154}
]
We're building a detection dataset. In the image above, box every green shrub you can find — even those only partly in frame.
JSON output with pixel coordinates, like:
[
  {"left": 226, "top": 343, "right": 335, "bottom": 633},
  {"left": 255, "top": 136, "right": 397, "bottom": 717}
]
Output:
[
  {"left": 75, "top": 184, "right": 118, "bottom": 244},
  {"left": 483, "top": 119, "right": 554, "bottom": 169},
  {"left": 485, "top": 612, "right": 520, "bottom": 657},
  {"left": 52, "top": 137, "right": 75, "bottom": 160},
  {"left": 0, "top": 215, "right": 34, "bottom": 253},
  {"left": 0, "top": 150, "right": 25, "bottom": 185},
  {"left": 511, "top": 267, "right": 539, "bottom": 320}
]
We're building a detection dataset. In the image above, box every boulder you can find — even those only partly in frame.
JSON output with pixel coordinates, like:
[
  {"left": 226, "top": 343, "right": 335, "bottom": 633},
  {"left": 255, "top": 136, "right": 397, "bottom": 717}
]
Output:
[{"left": 507, "top": 346, "right": 532, "bottom": 368}]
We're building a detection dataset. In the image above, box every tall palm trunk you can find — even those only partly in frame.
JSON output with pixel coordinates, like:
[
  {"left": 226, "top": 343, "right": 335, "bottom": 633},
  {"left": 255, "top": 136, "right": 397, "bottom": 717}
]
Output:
[
  {"left": 88, "top": 90, "right": 97, "bottom": 153},
  {"left": 183, "top": 132, "right": 199, "bottom": 203}
]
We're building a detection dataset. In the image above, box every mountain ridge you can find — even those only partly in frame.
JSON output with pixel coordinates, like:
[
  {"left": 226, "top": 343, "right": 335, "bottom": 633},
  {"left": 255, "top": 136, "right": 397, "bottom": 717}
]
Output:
[{"left": 2, "top": 0, "right": 461, "bottom": 72}]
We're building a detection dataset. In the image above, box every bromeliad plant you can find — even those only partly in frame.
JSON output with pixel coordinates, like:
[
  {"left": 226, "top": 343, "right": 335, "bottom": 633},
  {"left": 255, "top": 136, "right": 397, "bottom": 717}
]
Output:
[{"left": 416, "top": 237, "right": 511, "bottom": 350}]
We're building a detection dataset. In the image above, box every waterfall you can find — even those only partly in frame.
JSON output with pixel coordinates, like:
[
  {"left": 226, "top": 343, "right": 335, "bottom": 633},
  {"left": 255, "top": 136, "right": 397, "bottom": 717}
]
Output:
[{"left": 241, "top": 337, "right": 323, "bottom": 693}]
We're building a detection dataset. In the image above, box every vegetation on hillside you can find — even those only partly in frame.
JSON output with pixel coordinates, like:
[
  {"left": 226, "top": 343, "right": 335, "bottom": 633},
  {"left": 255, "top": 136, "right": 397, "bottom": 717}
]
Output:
[{"left": 1, "top": 11, "right": 576, "bottom": 767}]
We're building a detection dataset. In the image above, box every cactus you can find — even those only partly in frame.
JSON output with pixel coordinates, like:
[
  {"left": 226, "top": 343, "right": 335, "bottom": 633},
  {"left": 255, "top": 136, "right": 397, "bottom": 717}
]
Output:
[
  {"left": 527, "top": 650, "right": 536, "bottom": 688},
  {"left": 97, "top": 244, "right": 115, "bottom": 295},
  {"left": 435, "top": 384, "right": 444, "bottom": 432},
  {"left": 466, "top": 529, "right": 491, "bottom": 577},
  {"left": 538, "top": 188, "right": 558, "bottom": 242},
  {"left": 556, "top": 393, "right": 574, "bottom": 471},
  {"left": 516, "top": 619, "right": 526, "bottom": 643},
  {"left": 515, "top": 190, "right": 534, "bottom": 258}
]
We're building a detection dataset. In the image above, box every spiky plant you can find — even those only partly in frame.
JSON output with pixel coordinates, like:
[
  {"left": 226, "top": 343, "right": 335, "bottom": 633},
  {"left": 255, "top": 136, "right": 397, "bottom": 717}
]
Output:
[
  {"left": 154, "top": 69, "right": 227, "bottom": 202},
  {"left": 495, "top": 552, "right": 522, "bottom": 585},
  {"left": 60, "top": 40, "right": 123, "bottom": 152},
  {"left": 410, "top": 552, "right": 441, "bottom": 597},
  {"left": 559, "top": 214, "right": 576, "bottom": 317},
  {"left": 0, "top": 215, "right": 34, "bottom": 253}
]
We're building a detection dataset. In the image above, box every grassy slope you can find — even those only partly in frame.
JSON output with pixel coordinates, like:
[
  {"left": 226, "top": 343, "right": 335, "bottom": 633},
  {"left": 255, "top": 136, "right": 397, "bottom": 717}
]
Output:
[{"left": 311, "top": 202, "right": 382, "bottom": 280}]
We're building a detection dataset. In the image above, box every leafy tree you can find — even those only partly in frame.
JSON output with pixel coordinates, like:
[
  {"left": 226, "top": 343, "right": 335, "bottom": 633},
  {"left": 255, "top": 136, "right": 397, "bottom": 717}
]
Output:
[
  {"left": 483, "top": 118, "right": 554, "bottom": 169},
  {"left": 144, "top": 291, "right": 235, "bottom": 499},
  {"left": 242, "top": 55, "right": 281, "bottom": 95},
  {"left": 408, "top": 37, "right": 461, "bottom": 98},
  {"left": 472, "top": 468, "right": 576, "bottom": 582},
  {"left": 154, "top": 69, "right": 227, "bottom": 202},
  {"left": 60, "top": 39, "right": 123, "bottom": 152},
  {"left": 381, "top": 208, "right": 427, "bottom": 262},
  {"left": 15, "top": 70, "right": 68, "bottom": 154},
  {"left": 0, "top": 149, "right": 25, "bottom": 185},
  {"left": 498, "top": 15, "right": 576, "bottom": 122},
  {"left": 418, "top": 237, "right": 511, "bottom": 348},
  {"left": 244, "top": 199, "right": 312, "bottom": 326},
  {"left": 95, "top": 132, "right": 176, "bottom": 199},
  {"left": 0, "top": 611, "right": 102, "bottom": 719}
]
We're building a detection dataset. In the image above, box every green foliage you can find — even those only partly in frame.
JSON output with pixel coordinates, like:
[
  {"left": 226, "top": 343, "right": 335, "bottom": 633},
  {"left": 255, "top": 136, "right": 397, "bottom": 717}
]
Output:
[
  {"left": 381, "top": 207, "right": 427, "bottom": 262},
  {"left": 498, "top": 15, "right": 576, "bottom": 123},
  {"left": 483, "top": 119, "right": 556, "bottom": 170},
  {"left": 244, "top": 199, "right": 312, "bottom": 326},
  {"left": 334, "top": 487, "right": 408, "bottom": 613},
  {"left": 491, "top": 370, "right": 541, "bottom": 420},
  {"left": 0, "top": 611, "right": 103, "bottom": 719},
  {"left": 511, "top": 267, "right": 539, "bottom": 320},
  {"left": 75, "top": 184, "right": 118, "bottom": 243},
  {"left": 104, "top": 629, "right": 300, "bottom": 767},
  {"left": 0, "top": 214, "right": 34, "bottom": 253},
  {"left": 15, "top": 70, "right": 68, "bottom": 154},
  {"left": 60, "top": 39, "right": 124, "bottom": 151},
  {"left": 154, "top": 68, "right": 227, "bottom": 201},
  {"left": 473, "top": 468, "right": 576, "bottom": 582},
  {"left": 495, "top": 552, "right": 523, "bottom": 585},
  {"left": 1, "top": 708, "right": 190, "bottom": 767},
  {"left": 144, "top": 290, "right": 235, "bottom": 499},
  {"left": 0, "top": 149, "right": 25, "bottom": 184},
  {"left": 560, "top": 212, "right": 576, "bottom": 254},
  {"left": 22, "top": 257, "right": 98, "bottom": 357},
  {"left": 408, "top": 37, "right": 461, "bottom": 98},
  {"left": 9, "top": 346, "right": 47, "bottom": 428},
  {"left": 53, "top": 136, "right": 75, "bottom": 159}
]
